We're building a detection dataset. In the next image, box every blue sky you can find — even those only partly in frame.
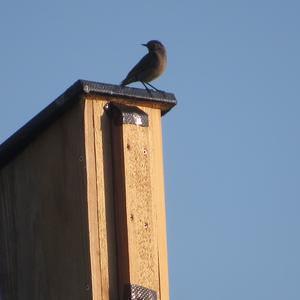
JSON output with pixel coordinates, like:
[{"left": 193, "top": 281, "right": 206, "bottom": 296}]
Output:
[{"left": 1, "top": 1, "right": 300, "bottom": 299}]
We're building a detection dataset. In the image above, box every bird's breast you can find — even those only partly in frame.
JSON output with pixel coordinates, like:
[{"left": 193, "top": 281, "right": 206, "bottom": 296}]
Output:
[{"left": 145, "top": 51, "right": 167, "bottom": 82}]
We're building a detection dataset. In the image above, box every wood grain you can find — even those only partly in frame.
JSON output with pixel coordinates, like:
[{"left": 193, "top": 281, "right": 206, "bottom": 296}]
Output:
[
  {"left": 0, "top": 95, "right": 170, "bottom": 300},
  {"left": 146, "top": 107, "right": 170, "bottom": 300},
  {"left": 86, "top": 99, "right": 119, "bottom": 300},
  {"left": 107, "top": 100, "right": 169, "bottom": 300},
  {"left": 0, "top": 102, "right": 92, "bottom": 300},
  {"left": 84, "top": 100, "right": 102, "bottom": 300}
]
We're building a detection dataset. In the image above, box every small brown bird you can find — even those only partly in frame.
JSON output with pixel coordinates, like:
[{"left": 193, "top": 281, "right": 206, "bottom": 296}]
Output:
[{"left": 121, "top": 40, "right": 167, "bottom": 91}]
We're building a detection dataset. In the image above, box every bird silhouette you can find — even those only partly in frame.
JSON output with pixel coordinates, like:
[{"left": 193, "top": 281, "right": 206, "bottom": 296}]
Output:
[{"left": 121, "top": 40, "right": 167, "bottom": 92}]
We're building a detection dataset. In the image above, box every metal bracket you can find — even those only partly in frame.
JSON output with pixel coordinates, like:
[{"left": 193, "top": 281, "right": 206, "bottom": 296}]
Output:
[
  {"left": 123, "top": 284, "right": 157, "bottom": 300},
  {"left": 104, "top": 102, "right": 149, "bottom": 127}
]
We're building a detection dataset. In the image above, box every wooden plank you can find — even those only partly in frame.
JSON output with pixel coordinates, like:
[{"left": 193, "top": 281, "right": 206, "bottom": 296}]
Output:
[
  {"left": 122, "top": 122, "right": 159, "bottom": 290},
  {"left": 145, "top": 107, "right": 170, "bottom": 300},
  {"left": 108, "top": 102, "right": 168, "bottom": 298},
  {"left": 0, "top": 102, "right": 92, "bottom": 300},
  {"left": 85, "top": 99, "right": 119, "bottom": 300},
  {"left": 0, "top": 165, "right": 18, "bottom": 300},
  {"left": 84, "top": 100, "right": 102, "bottom": 300}
]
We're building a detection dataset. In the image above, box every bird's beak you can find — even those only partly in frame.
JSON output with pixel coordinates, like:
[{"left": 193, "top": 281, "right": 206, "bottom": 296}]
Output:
[{"left": 141, "top": 43, "right": 147, "bottom": 47}]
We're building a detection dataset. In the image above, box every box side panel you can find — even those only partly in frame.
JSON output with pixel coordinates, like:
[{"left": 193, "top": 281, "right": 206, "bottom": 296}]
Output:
[{"left": 0, "top": 102, "right": 92, "bottom": 300}]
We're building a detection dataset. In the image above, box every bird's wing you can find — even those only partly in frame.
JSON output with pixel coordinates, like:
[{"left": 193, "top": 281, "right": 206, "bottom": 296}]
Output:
[{"left": 121, "top": 52, "right": 157, "bottom": 85}]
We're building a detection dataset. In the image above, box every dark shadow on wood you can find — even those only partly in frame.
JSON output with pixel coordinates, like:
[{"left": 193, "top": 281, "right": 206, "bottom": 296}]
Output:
[{"left": 101, "top": 110, "right": 130, "bottom": 298}]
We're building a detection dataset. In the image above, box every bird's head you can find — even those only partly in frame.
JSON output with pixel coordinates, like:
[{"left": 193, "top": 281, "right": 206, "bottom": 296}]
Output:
[{"left": 142, "top": 40, "right": 166, "bottom": 53}]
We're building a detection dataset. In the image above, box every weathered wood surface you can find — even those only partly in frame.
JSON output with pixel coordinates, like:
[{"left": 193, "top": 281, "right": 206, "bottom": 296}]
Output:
[
  {"left": 83, "top": 96, "right": 170, "bottom": 300},
  {"left": 146, "top": 107, "right": 170, "bottom": 300},
  {"left": 0, "top": 102, "right": 92, "bottom": 299},
  {"left": 84, "top": 99, "right": 119, "bottom": 300},
  {"left": 95, "top": 97, "right": 170, "bottom": 300},
  {"left": 0, "top": 95, "right": 170, "bottom": 300}
]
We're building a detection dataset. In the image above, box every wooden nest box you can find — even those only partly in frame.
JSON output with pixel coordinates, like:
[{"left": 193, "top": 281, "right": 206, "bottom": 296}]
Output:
[{"left": 0, "top": 80, "right": 176, "bottom": 300}]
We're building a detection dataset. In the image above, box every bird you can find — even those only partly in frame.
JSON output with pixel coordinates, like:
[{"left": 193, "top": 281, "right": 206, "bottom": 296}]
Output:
[{"left": 120, "top": 40, "right": 167, "bottom": 92}]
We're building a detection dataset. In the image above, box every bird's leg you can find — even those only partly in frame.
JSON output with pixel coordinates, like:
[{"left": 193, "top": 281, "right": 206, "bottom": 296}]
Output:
[
  {"left": 141, "top": 82, "right": 153, "bottom": 96},
  {"left": 145, "top": 82, "right": 165, "bottom": 93}
]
